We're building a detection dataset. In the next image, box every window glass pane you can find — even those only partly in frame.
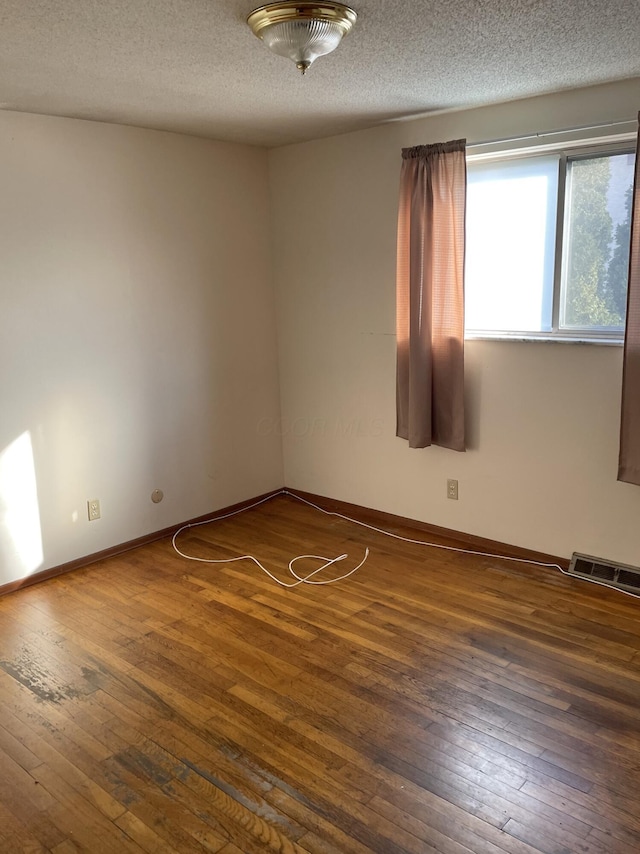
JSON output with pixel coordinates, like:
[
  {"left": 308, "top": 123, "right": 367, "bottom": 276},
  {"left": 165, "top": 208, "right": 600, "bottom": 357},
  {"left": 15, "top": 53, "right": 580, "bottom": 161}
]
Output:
[
  {"left": 465, "top": 156, "right": 558, "bottom": 333},
  {"left": 561, "top": 152, "right": 635, "bottom": 331}
]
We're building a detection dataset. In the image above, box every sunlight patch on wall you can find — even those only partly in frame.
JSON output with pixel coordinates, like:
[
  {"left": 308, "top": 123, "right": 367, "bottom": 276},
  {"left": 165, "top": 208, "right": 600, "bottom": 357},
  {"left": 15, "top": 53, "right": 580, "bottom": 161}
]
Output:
[{"left": 0, "top": 431, "right": 44, "bottom": 578}]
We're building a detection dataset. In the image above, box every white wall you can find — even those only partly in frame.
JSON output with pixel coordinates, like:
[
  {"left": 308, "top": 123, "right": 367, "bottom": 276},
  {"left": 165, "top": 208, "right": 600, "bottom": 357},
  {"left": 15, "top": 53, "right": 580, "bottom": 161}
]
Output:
[
  {"left": 269, "top": 78, "right": 640, "bottom": 564},
  {"left": 0, "top": 111, "right": 283, "bottom": 585}
]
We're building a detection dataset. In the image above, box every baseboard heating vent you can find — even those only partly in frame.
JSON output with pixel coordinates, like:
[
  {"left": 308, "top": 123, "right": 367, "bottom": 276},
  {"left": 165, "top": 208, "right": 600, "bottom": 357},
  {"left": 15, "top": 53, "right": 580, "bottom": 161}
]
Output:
[{"left": 568, "top": 553, "right": 640, "bottom": 594}]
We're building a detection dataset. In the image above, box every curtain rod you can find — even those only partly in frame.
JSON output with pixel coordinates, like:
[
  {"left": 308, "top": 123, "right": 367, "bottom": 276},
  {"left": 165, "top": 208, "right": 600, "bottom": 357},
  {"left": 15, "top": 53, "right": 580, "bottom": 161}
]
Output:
[{"left": 467, "top": 118, "right": 637, "bottom": 149}]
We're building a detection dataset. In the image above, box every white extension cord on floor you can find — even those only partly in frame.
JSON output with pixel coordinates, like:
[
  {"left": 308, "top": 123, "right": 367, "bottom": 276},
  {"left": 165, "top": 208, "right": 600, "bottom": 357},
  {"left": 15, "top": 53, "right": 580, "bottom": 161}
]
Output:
[{"left": 172, "top": 489, "right": 640, "bottom": 599}]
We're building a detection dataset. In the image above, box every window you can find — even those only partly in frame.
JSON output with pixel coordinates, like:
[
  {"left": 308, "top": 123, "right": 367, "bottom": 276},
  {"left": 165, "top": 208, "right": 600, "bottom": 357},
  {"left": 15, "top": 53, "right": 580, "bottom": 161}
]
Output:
[{"left": 465, "top": 143, "right": 636, "bottom": 341}]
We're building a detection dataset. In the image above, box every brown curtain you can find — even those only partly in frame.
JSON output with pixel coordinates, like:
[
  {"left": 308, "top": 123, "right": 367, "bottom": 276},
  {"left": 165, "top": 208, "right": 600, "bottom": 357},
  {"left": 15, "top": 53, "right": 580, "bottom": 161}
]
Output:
[
  {"left": 396, "top": 139, "right": 467, "bottom": 451},
  {"left": 618, "top": 115, "right": 640, "bottom": 485}
]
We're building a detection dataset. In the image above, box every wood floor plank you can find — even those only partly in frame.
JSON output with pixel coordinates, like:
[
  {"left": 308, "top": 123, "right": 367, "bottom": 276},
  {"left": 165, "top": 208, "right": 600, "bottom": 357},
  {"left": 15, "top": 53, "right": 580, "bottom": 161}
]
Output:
[
  {"left": 113, "top": 809, "right": 189, "bottom": 854},
  {"left": 0, "top": 494, "right": 638, "bottom": 853}
]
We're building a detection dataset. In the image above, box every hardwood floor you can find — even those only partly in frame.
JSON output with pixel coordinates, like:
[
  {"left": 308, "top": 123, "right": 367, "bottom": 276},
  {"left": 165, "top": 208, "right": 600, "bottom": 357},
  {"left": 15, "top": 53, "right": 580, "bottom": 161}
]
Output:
[{"left": 0, "top": 493, "right": 639, "bottom": 853}]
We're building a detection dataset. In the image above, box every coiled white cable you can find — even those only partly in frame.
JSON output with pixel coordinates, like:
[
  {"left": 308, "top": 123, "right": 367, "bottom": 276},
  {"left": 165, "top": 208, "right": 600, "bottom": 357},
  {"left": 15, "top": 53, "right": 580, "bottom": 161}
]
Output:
[{"left": 172, "top": 492, "right": 369, "bottom": 587}]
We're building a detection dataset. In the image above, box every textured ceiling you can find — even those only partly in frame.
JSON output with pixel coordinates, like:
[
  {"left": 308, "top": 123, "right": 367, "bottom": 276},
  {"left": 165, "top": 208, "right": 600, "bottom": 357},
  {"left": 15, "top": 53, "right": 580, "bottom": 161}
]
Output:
[{"left": 0, "top": 0, "right": 638, "bottom": 147}]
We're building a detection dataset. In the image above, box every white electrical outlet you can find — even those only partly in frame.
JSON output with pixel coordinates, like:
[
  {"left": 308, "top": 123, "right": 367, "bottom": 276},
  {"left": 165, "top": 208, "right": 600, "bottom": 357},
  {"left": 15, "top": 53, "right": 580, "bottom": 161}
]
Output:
[
  {"left": 87, "top": 499, "right": 101, "bottom": 521},
  {"left": 447, "top": 479, "right": 458, "bottom": 500}
]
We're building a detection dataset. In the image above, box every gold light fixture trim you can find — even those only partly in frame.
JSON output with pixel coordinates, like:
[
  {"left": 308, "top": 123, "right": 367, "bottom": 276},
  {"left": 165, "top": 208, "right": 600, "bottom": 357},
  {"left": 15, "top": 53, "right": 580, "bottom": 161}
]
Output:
[{"left": 247, "top": 2, "right": 357, "bottom": 75}]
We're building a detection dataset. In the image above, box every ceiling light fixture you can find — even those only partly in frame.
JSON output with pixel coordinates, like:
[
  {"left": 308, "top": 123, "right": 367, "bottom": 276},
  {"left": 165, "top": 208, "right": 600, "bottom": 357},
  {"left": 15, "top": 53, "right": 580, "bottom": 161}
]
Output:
[{"left": 247, "top": 2, "right": 357, "bottom": 75}]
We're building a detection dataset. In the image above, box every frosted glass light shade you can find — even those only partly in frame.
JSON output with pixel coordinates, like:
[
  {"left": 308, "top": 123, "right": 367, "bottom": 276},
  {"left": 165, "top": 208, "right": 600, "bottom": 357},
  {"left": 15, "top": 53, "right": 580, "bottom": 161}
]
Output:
[
  {"left": 247, "top": 3, "right": 357, "bottom": 74},
  {"left": 262, "top": 20, "right": 343, "bottom": 72}
]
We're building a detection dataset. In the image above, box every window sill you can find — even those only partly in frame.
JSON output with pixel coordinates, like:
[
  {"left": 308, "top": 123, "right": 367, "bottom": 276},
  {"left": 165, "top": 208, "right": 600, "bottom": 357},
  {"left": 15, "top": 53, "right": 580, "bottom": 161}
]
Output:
[{"left": 464, "top": 332, "right": 624, "bottom": 346}]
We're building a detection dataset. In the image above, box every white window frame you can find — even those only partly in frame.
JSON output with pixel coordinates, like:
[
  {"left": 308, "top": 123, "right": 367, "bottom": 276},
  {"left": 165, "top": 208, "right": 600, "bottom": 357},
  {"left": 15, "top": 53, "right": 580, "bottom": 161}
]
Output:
[{"left": 465, "top": 133, "right": 637, "bottom": 344}]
